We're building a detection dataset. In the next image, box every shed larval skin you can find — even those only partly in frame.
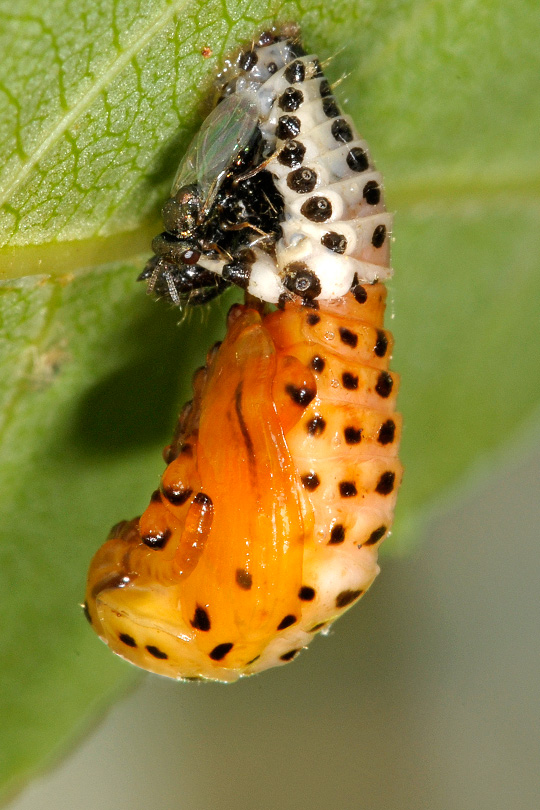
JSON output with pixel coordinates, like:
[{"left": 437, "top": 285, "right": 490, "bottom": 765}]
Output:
[{"left": 85, "top": 282, "right": 402, "bottom": 681}]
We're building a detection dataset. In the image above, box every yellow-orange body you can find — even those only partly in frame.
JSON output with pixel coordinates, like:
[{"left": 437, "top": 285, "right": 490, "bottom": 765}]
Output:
[{"left": 85, "top": 283, "right": 401, "bottom": 681}]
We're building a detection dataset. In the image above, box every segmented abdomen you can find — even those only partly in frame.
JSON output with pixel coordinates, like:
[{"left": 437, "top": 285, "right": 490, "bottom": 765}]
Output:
[{"left": 85, "top": 283, "right": 401, "bottom": 681}]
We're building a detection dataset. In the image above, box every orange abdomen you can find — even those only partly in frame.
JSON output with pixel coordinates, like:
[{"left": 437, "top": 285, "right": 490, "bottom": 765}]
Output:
[{"left": 85, "top": 282, "right": 402, "bottom": 681}]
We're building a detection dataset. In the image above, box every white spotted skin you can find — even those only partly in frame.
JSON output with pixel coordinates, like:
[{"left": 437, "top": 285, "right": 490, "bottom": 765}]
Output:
[{"left": 210, "top": 32, "right": 392, "bottom": 303}]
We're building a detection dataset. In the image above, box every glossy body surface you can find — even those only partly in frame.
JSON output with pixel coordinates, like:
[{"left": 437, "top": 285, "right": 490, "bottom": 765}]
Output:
[{"left": 85, "top": 283, "right": 401, "bottom": 681}]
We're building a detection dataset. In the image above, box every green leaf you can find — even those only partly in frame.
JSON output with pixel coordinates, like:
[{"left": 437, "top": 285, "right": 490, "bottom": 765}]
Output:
[{"left": 1, "top": 0, "right": 539, "bottom": 798}]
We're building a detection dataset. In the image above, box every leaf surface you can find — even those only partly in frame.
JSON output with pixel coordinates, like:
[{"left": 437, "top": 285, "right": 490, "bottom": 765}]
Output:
[{"left": 1, "top": 0, "right": 539, "bottom": 797}]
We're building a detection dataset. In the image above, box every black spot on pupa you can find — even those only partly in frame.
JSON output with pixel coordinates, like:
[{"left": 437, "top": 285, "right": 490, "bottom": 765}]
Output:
[
  {"left": 322, "top": 97, "right": 340, "bottom": 118},
  {"left": 284, "top": 60, "right": 305, "bottom": 83},
  {"left": 300, "top": 196, "right": 332, "bottom": 222},
  {"left": 193, "top": 492, "right": 212, "bottom": 507},
  {"left": 301, "top": 472, "right": 320, "bottom": 491},
  {"left": 150, "top": 489, "right": 161, "bottom": 503},
  {"left": 365, "top": 525, "right": 387, "bottom": 546},
  {"left": 191, "top": 606, "right": 211, "bottom": 632},
  {"left": 321, "top": 231, "right": 347, "bottom": 254},
  {"left": 209, "top": 642, "right": 234, "bottom": 661},
  {"left": 329, "top": 524, "right": 345, "bottom": 544},
  {"left": 277, "top": 614, "right": 297, "bottom": 630},
  {"left": 306, "top": 415, "right": 326, "bottom": 436},
  {"left": 309, "top": 622, "right": 327, "bottom": 632},
  {"left": 239, "top": 49, "right": 258, "bottom": 71},
  {"left": 372, "top": 224, "right": 386, "bottom": 248},
  {"left": 162, "top": 486, "right": 193, "bottom": 506},
  {"left": 119, "top": 633, "right": 137, "bottom": 648},
  {"left": 276, "top": 115, "right": 301, "bottom": 139},
  {"left": 374, "top": 330, "right": 388, "bottom": 357},
  {"left": 246, "top": 655, "right": 260, "bottom": 665},
  {"left": 299, "top": 585, "right": 316, "bottom": 601},
  {"left": 283, "top": 263, "right": 322, "bottom": 299},
  {"left": 342, "top": 372, "right": 359, "bottom": 390},
  {"left": 319, "top": 78, "right": 332, "bottom": 97},
  {"left": 286, "top": 383, "right": 316, "bottom": 407},
  {"left": 236, "top": 568, "right": 252, "bottom": 590},
  {"left": 278, "top": 140, "right": 306, "bottom": 168},
  {"left": 279, "top": 87, "right": 304, "bottom": 112},
  {"left": 363, "top": 180, "right": 381, "bottom": 205},
  {"left": 353, "top": 284, "right": 367, "bottom": 304},
  {"left": 344, "top": 426, "right": 362, "bottom": 444},
  {"left": 375, "top": 371, "right": 393, "bottom": 398},
  {"left": 378, "top": 420, "right": 396, "bottom": 445},
  {"left": 331, "top": 118, "right": 353, "bottom": 143},
  {"left": 287, "top": 167, "right": 317, "bottom": 193},
  {"left": 280, "top": 649, "right": 301, "bottom": 661},
  {"left": 142, "top": 528, "right": 171, "bottom": 550},
  {"left": 310, "top": 355, "right": 325, "bottom": 372},
  {"left": 335, "top": 589, "right": 363, "bottom": 609},
  {"left": 266, "top": 61, "right": 278, "bottom": 75},
  {"left": 306, "top": 312, "right": 321, "bottom": 325},
  {"left": 146, "top": 645, "right": 168, "bottom": 659},
  {"left": 339, "top": 481, "right": 358, "bottom": 497},
  {"left": 375, "top": 471, "right": 396, "bottom": 495},
  {"left": 347, "top": 147, "right": 369, "bottom": 173},
  {"left": 339, "top": 327, "right": 358, "bottom": 348}
]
